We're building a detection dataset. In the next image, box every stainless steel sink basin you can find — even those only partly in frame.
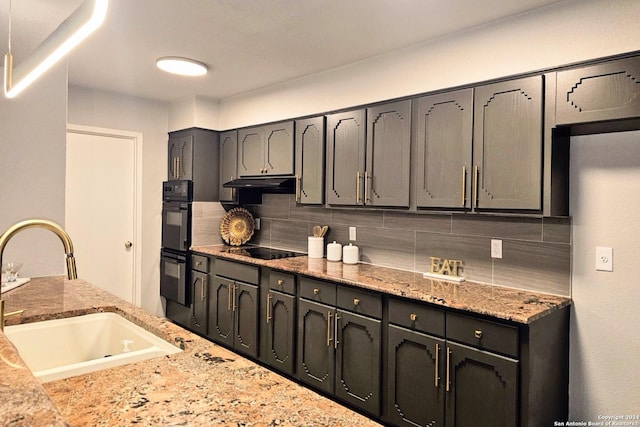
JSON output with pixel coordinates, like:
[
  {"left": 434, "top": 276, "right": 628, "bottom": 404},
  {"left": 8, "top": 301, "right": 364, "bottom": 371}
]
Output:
[{"left": 5, "top": 312, "right": 181, "bottom": 383}]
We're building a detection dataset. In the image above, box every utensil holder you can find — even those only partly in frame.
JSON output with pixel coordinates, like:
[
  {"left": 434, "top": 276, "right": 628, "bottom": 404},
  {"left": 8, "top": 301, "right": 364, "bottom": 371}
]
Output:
[{"left": 308, "top": 237, "right": 324, "bottom": 259}]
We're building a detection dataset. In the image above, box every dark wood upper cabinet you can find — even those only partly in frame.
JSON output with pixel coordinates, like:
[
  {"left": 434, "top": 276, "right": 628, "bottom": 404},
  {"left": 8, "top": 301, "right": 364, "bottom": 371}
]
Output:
[
  {"left": 168, "top": 128, "right": 219, "bottom": 201},
  {"left": 413, "top": 89, "right": 473, "bottom": 209},
  {"left": 556, "top": 56, "right": 640, "bottom": 126},
  {"left": 238, "top": 121, "right": 294, "bottom": 177},
  {"left": 295, "top": 116, "right": 325, "bottom": 205},
  {"left": 473, "top": 76, "right": 544, "bottom": 211},
  {"left": 219, "top": 130, "right": 238, "bottom": 202}
]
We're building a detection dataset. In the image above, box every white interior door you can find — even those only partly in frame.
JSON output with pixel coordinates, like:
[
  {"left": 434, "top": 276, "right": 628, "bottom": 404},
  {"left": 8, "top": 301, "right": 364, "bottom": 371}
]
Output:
[{"left": 65, "top": 126, "right": 140, "bottom": 305}]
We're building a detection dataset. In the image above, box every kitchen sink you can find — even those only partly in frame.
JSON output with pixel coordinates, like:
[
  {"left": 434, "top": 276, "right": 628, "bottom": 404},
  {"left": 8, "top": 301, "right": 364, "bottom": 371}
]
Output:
[{"left": 4, "top": 312, "right": 182, "bottom": 383}]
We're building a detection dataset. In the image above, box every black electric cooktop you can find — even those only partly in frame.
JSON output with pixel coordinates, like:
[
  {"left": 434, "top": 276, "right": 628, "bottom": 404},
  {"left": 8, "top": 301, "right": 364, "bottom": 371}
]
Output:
[{"left": 222, "top": 246, "right": 305, "bottom": 260}]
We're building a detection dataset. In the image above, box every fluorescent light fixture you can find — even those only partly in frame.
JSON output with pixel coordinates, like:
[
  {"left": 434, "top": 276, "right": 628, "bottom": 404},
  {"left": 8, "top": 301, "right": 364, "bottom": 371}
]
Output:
[
  {"left": 4, "top": 0, "right": 109, "bottom": 98},
  {"left": 156, "top": 57, "right": 208, "bottom": 77}
]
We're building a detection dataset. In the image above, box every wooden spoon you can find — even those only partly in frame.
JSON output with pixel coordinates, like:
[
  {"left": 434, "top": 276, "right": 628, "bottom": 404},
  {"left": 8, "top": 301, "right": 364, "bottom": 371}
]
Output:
[
  {"left": 312, "top": 225, "right": 322, "bottom": 237},
  {"left": 320, "top": 225, "right": 328, "bottom": 237}
]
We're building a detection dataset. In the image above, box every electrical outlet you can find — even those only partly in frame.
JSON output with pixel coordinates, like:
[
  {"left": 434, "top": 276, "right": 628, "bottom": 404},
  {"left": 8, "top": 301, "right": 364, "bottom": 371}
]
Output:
[
  {"left": 254, "top": 218, "right": 261, "bottom": 230},
  {"left": 595, "top": 246, "right": 613, "bottom": 272},
  {"left": 491, "top": 239, "right": 503, "bottom": 259},
  {"left": 349, "top": 226, "right": 357, "bottom": 241}
]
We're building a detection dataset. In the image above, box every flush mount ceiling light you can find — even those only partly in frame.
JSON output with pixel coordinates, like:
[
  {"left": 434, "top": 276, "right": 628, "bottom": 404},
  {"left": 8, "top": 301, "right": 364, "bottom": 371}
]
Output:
[
  {"left": 4, "top": 0, "right": 109, "bottom": 98},
  {"left": 156, "top": 57, "right": 208, "bottom": 77}
]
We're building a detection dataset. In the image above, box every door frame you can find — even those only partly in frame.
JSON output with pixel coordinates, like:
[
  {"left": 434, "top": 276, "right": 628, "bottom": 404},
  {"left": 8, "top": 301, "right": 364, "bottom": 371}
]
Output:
[{"left": 66, "top": 123, "right": 143, "bottom": 306}]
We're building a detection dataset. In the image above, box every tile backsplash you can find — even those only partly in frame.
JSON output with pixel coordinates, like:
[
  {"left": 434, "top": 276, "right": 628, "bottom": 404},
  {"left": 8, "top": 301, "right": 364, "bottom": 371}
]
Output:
[{"left": 245, "top": 194, "right": 572, "bottom": 296}]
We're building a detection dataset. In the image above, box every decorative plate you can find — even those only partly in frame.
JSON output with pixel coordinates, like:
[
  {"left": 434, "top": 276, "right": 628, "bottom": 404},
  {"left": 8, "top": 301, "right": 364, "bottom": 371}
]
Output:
[{"left": 220, "top": 207, "right": 255, "bottom": 246}]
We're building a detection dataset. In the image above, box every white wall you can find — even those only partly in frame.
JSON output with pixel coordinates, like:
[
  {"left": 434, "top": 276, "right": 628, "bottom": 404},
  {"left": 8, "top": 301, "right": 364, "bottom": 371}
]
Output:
[
  {"left": 219, "top": 0, "right": 640, "bottom": 129},
  {"left": 67, "top": 86, "right": 168, "bottom": 316},
  {"left": 168, "top": 95, "right": 220, "bottom": 131},
  {"left": 569, "top": 131, "right": 640, "bottom": 419},
  {"left": 0, "top": 63, "right": 68, "bottom": 278}
]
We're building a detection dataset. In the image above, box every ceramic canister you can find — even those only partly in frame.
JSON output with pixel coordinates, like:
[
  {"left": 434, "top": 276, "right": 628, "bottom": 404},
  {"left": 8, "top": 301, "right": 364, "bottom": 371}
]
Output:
[
  {"left": 326, "top": 241, "right": 342, "bottom": 262},
  {"left": 342, "top": 243, "right": 359, "bottom": 265},
  {"left": 308, "top": 236, "right": 324, "bottom": 258}
]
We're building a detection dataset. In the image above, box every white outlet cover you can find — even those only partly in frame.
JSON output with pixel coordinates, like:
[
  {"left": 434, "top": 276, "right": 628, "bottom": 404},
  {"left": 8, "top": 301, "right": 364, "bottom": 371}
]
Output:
[
  {"left": 491, "top": 239, "right": 503, "bottom": 259},
  {"left": 349, "top": 226, "right": 357, "bottom": 241},
  {"left": 595, "top": 246, "right": 613, "bottom": 272}
]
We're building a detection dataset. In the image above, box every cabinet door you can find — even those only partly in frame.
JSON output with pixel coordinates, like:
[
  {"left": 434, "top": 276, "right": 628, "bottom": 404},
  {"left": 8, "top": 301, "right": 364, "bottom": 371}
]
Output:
[
  {"left": 238, "top": 127, "right": 265, "bottom": 176},
  {"left": 264, "top": 122, "right": 294, "bottom": 175},
  {"left": 207, "top": 276, "right": 234, "bottom": 348},
  {"left": 366, "top": 100, "right": 411, "bottom": 207},
  {"left": 168, "top": 133, "right": 193, "bottom": 180},
  {"left": 556, "top": 56, "right": 640, "bottom": 125},
  {"left": 386, "top": 325, "right": 445, "bottom": 427},
  {"left": 297, "top": 299, "right": 335, "bottom": 394},
  {"left": 473, "top": 76, "right": 543, "bottom": 210},
  {"left": 234, "top": 282, "right": 259, "bottom": 358},
  {"left": 445, "top": 342, "right": 518, "bottom": 427},
  {"left": 265, "top": 290, "right": 296, "bottom": 375},
  {"left": 295, "top": 117, "right": 325, "bottom": 204},
  {"left": 219, "top": 131, "right": 238, "bottom": 202},
  {"left": 326, "top": 109, "right": 366, "bottom": 205},
  {"left": 190, "top": 271, "right": 208, "bottom": 335},
  {"left": 414, "top": 89, "right": 473, "bottom": 209},
  {"left": 335, "top": 309, "right": 381, "bottom": 416}
]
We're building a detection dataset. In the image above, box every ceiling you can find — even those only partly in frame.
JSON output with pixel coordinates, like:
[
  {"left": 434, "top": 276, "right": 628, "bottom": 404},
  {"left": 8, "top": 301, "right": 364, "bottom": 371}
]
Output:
[{"left": 1, "top": 0, "right": 567, "bottom": 103}]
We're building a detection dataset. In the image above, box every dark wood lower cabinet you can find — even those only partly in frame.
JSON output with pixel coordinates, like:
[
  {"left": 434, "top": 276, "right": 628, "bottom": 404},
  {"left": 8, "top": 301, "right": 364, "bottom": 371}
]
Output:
[
  {"left": 297, "top": 299, "right": 382, "bottom": 416},
  {"left": 297, "top": 299, "right": 335, "bottom": 394},
  {"left": 445, "top": 342, "right": 518, "bottom": 427},
  {"left": 334, "top": 309, "right": 381, "bottom": 416},
  {"left": 265, "top": 289, "right": 296, "bottom": 375},
  {"left": 190, "top": 270, "right": 208, "bottom": 335},
  {"left": 208, "top": 275, "right": 259, "bottom": 358},
  {"left": 386, "top": 325, "right": 445, "bottom": 427}
]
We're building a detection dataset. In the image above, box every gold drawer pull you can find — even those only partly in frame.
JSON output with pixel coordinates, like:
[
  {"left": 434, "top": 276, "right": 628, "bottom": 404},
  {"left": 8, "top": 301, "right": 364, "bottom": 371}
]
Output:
[
  {"left": 410, "top": 313, "right": 417, "bottom": 322},
  {"left": 277, "top": 279, "right": 284, "bottom": 286},
  {"left": 313, "top": 288, "right": 319, "bottom": 295},
  {"left": 474, "top": 329, "right": 483, "bottom": 339},
  {"left": 353, "top": 298, "right": 360, "bottom": 306}
]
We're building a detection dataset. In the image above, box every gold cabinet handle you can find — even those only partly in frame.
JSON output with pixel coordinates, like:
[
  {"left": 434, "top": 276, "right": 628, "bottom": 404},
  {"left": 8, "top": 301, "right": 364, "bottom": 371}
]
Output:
[
  {"left": 195, "top": 261, "right": 201, "bottom": 267},
  {"left": 365, "top": 171, "right": 372, "bottom": 204},
  {"left": 473, "top": 165, "right": 479, "bottom": 208},
  {"left": 227, "top": 283, "right": 232, "bottom": 311},
  {"left": 434, "top": 343, "right": 440, "bottom": 388},
  {"left": 410, "top": 313, "right": 417, "bottom": 322},
  {"left": 232, "top": 284, "right": 237, "bottom": 312},
  {"left": 277, "top": 279, "right": 284, "bottom": 286},
  {"left": 295, "top": 174, "right": 301, "bottom": 202},
  {"left": 446, "top": 346, "right": 451, "bottom": 392},
  {"left": 326, "top": 311, "right": 333, "bottom": 347},
  {"left": 334, "top": 313, "right": 340, "bottom": 349},
  {"left": 474, "top": 329, "right": 483, "bottom": 339},
  {"left": 266, "top": 293, "right": 272, "bottom": 323},
  {"left": 201, "top": 277, "right": 206, "bottom": 301},
  {"left": 461, "top": 166, "right": 467, "bottom": 207},
  {"left": 353, "top": 298, "right": 360, "bottom": 306},
  {"left": 356, "top": 171, "right": 361, "bottom": 204},
  {"left": 313, "top": 288, "right": 319, "bottom": 295}
]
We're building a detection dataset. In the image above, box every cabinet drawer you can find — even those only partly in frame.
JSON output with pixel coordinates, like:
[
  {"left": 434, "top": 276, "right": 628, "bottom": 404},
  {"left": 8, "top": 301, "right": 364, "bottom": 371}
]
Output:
[
  {"left": 191, "top": 253, "right": 210, "bottom": 273},
  {"left": 388, "top": 298, "right": 445, "bottom": 337},
  {"left": 337, "top": 286, "right": 382, "bottom": 319},
  {"left": 269, "top": 270, "right": 296, "bottom": 295},
  {"left": 215, "top": 258, "right": 259, "bottom": 284},
  {"left": 446, "top": 312, "right": 519, "bottom": 358},
  {"left": 299, "top": 277, "right": 336, "bottom": 305}
]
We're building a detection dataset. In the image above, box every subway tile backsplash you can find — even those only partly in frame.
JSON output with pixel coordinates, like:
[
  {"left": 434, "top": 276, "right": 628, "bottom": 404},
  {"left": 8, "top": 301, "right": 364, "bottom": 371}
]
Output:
[{"left": 243, "top": 194, "right": 571, "bottom": 296}]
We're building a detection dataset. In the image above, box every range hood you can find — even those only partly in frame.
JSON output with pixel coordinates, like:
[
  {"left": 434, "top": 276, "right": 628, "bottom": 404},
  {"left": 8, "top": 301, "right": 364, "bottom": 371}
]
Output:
[{"left": 223, "top": 177, "right": 295, "bottom": 192}]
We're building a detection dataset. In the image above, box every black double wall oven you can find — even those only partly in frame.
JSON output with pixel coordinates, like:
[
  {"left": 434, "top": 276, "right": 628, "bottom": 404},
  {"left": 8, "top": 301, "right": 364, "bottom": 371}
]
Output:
[{"left": 160, "top": 180, "right": 192, "bottom": 307}]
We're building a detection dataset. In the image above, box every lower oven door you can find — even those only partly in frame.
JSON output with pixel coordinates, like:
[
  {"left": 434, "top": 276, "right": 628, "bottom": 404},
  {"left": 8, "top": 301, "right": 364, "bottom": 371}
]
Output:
[
  {"left": 160, "top": 249, "right": 189, "bottom": 306},
  {"left": 162, "top": 201, "right": 191, "bottom": 252}
]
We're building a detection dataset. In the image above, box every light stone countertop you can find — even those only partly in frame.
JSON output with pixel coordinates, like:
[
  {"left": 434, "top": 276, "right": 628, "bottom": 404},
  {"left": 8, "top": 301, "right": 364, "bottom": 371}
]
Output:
[
  {"left": 192, "top": 244, "right": 572, "bottom": 324},
  {"left": 0, "top": 277, "right": 381, "bottom": 427}
]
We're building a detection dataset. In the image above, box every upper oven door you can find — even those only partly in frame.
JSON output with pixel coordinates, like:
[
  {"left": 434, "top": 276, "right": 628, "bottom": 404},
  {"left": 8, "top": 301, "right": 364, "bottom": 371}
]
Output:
[{"left": 162, "top": 201, "right": 191, "bottom": 252}]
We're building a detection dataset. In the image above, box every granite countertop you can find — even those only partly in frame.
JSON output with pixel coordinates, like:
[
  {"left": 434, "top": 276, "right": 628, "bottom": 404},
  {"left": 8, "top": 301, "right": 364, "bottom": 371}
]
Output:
[
  {"left": 192, "top": 244, "right": 572, "bottom": 324},
  {"left": 0, "top": 277, "right": 381, "bottom": 427}
]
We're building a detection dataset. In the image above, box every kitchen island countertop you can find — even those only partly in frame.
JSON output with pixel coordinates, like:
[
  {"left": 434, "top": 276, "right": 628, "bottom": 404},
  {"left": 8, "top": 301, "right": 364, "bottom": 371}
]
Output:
[
  {"left": 0, "top": 276, "right": 381, "bottom": 426},
  {"left": 192, "top": 244, "right": 571, "bottom": 324}
]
